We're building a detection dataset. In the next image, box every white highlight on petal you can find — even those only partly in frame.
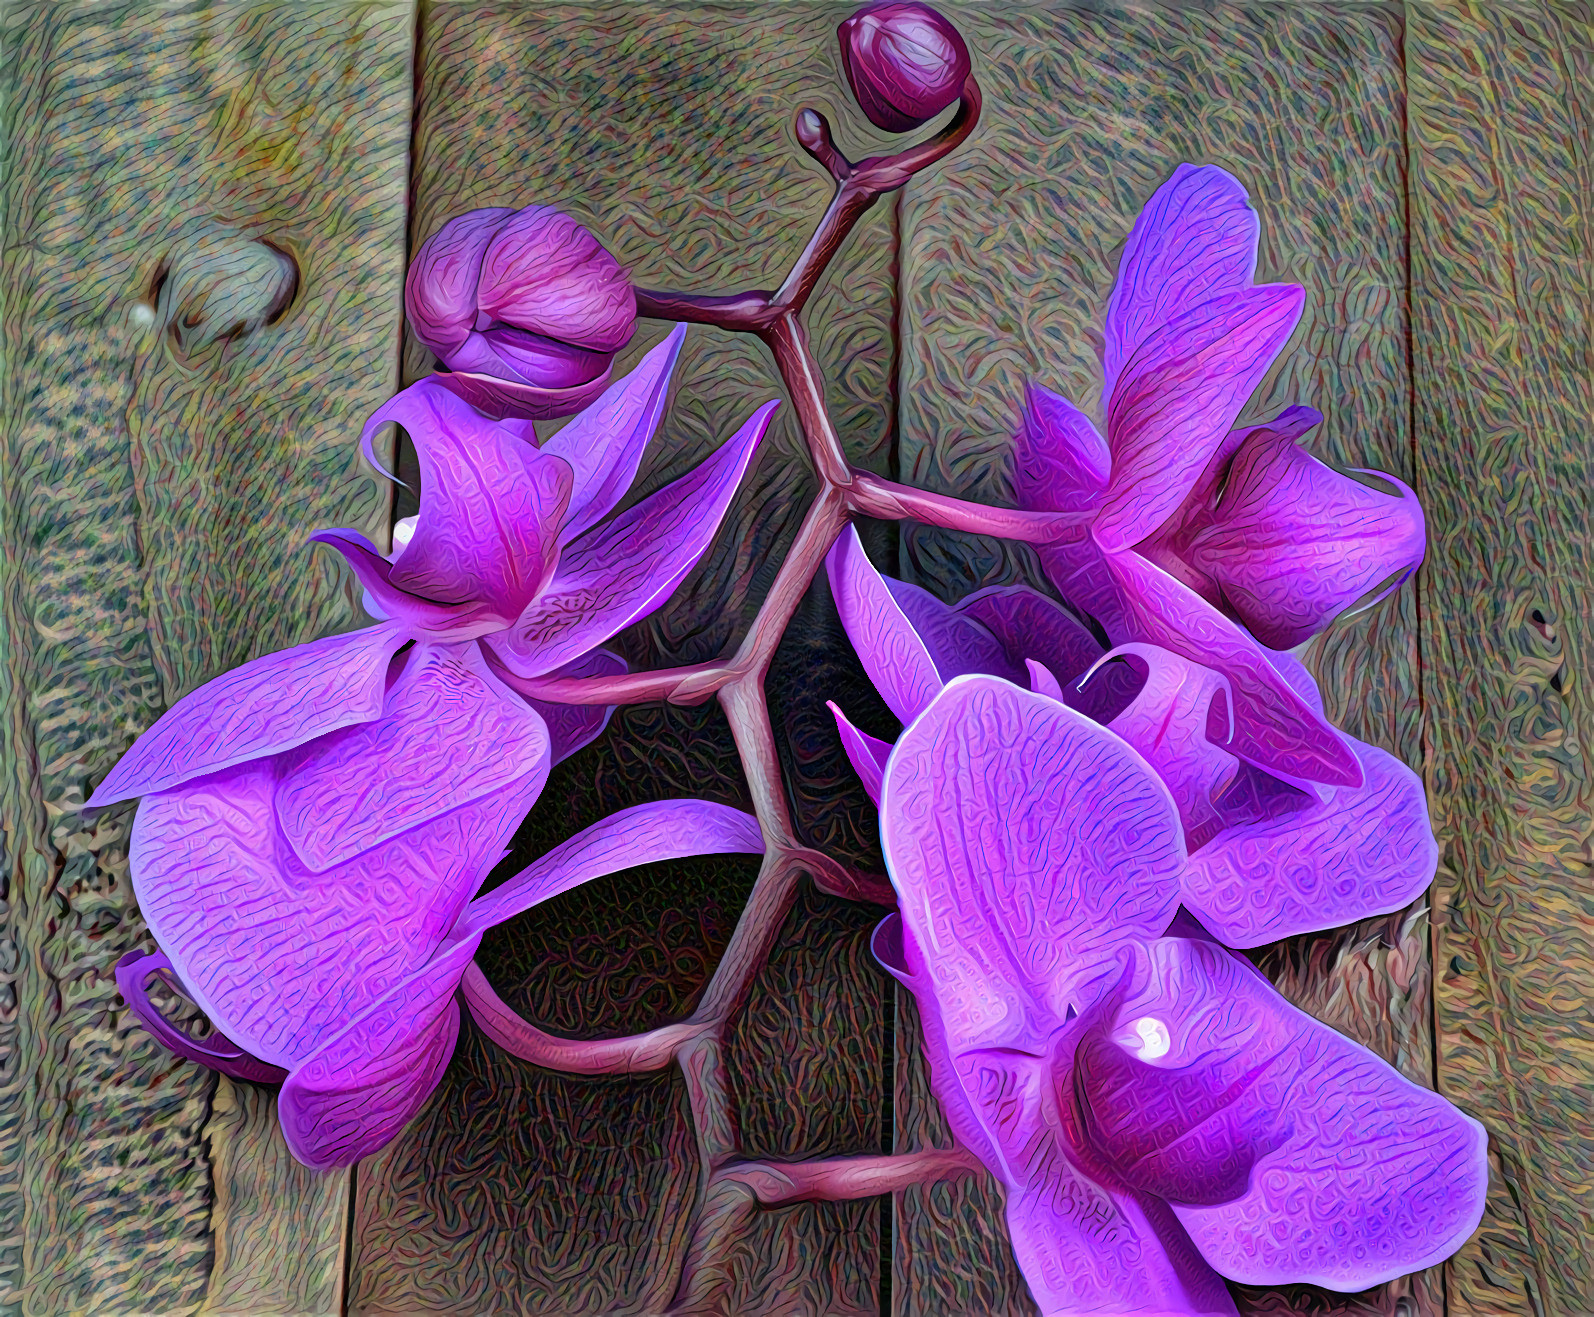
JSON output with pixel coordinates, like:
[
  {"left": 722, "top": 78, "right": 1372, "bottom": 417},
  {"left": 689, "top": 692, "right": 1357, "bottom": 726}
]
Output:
[
  {"left": 391, "top": 515, "right": 419, "bottom": 556},
  {"left": 1128, "top": 1016, "right": 1171, "bottom": 1060}
]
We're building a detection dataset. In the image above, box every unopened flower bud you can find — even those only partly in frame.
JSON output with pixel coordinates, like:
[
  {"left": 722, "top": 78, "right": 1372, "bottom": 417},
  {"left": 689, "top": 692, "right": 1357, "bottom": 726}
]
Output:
[
  {"left": 405, "top": 205, "right": 636, "bottom": 420},
  {"left": 837, "top": 2, "right": 971, "bottom": 134}
]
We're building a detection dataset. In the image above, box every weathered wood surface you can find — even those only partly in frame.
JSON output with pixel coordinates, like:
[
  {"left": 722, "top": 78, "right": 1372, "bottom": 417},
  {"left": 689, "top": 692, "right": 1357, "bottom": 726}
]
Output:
[
  {"left": 1408, "top": 3, "right": 1594, "bottom": 1314},
  {"left": 894, "top": 4, "right": 1427, "bottom": 1314},
  {"left": 3, "top": 1, "right": 1592, "bottom": 1314},
  {"left": 349, "top": 4, "right": 897, "bottom": 1313},
  {"left": 0, "top": 3, "right": 413, "bottom": 1314}
]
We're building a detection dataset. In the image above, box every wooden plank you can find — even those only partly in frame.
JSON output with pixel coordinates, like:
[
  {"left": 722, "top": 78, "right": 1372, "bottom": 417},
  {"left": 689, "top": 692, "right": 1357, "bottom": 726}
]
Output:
[
  {"left": 894, "top": 4, "right": 1423, "bottom": 1313},
  {"left": 0, "top": 2, "right": 413, "bottom": 1312},
  {"left": 1407, "top": 2, "right": 1594, "bottom": 1313},
  {"left": 350, "top": 4, "right": 897, "bottom": 1312}
]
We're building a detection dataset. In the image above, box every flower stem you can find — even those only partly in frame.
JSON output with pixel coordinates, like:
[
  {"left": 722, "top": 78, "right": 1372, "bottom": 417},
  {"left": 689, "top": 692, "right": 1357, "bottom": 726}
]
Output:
[
  {"left": 459, "top": 963, "right": 710, "bottom": 1074},
  {"left": 714, "top": 1145, "right": 981, "bottom": 1206},
  {"left": 511, "top": 477, "right": 1080, "bottom": 709},
  {"left": 490, "top": 78, "right": 986, "bottom": 1313}
]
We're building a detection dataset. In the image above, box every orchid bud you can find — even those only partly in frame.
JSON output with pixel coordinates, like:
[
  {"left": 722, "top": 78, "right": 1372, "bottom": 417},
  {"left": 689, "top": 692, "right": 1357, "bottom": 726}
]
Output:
[
  {"left": 405, "top": 205, "right": 637, "bottom": 420},
  {"left": 837, "top": 2, "right": 971, "bottom": 134}
]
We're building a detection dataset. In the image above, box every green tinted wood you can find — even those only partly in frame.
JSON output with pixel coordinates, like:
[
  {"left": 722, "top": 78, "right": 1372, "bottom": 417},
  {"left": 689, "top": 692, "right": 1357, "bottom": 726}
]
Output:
[
  {"left": 350, "top": 4, "right": 895, "bottom": 1312},
  {"left": 1408, "top": 2, "right": 1594, "bottom": 1313},
  {"left": 894, "top": 4, "right": 1424, "bottom": 1313},
  {"left": 0, "top": 2, "right": 412, "bottom": 1311}
]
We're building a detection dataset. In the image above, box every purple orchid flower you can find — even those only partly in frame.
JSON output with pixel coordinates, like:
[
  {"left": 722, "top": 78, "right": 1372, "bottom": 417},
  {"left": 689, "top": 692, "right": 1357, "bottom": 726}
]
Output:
[
  {"left": 872, "top": 675, "right": 1486, "bottom": 1310},
  {"left": 1012, "top": 165, "right": 1425, "bottom": 792},
  {"left": 88, "top": 325, "right": 776, "bottom": 1166},
  {"left": 824, "top": 525, "right": 1436, "bottom": 947},
  {"left": 117, "top": 798, "right": 762, "bottom": 1169}
]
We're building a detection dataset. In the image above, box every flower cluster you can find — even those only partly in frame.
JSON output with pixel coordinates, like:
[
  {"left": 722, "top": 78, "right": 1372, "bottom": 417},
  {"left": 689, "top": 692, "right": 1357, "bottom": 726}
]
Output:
[
  {"left": 826, "top": 166, "right": 1486, "bottom": 1310},
  {"left": 95, "top": 314, "right": 774, "bottom": 1168},
  {"left": 91, "top": 5, "right": 1489, "bottom": 1304}
]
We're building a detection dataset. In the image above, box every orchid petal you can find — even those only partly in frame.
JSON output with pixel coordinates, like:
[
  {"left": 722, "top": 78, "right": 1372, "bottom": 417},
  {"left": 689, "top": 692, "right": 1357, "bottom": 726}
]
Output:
[
  {"left": 275, "top": 799, "right": 760, "bottom": 1169},
  {"left": 884, "top": 577, "right": 1024, "bottom": 685},
  {"left": 312, "top": 531, "right": 504, "bottom": 637},
  {"left": 1263, "top": 645, "right": 1325, "bottom": 716},
  {"left": 1181, "top": 738, "right": 1437, "bottom": 947},
  {"left": 828, "top": 701, "right": 892, "bottom": 807},
  {"left": 115, "top": 950, "right": 288, "bottom": 1084},
  {"left": 486, "top": 399, "right": 775, "bottom": 678},
  {"left": 1101, "top": 546, "right": 1361, "bottom": 789},
  {"left": 1184, "top": 435, "right": 1427, "bottom": 649},
  {"left": 131, "top": 751, "right": 545, "bottom": 1069},
  {"left": 881, "top": 676, "right": 1185, "bottom": 1049},
  {"left": 273, "top": 641, "right": 550, "bottom": 873},
  {"left": 1100, "top": 645, "right": 1239, "bottom": 850},
  {"left": 825, "top": 523, "right": 943, "bottom": 725},
  {"left": 429, "top": 367, "right": 616, "bottom": 423},
  {"left": 1068, "top": 652, "right": 1150, "bottom": 728},
  {"left": 1025, "top": 659, "right": 1064, "bottom": 701},
  {"left": 278, "top": 935, "right": 477, "bottom": 1170},
  {"left": 1097, "top": 284, "right": 1305, "bottom": 552},
  {"left": 493, "top": 646, "right": 627, "bottom": 765},
  {"left": 1148, "top": 406, "right": 1324, "bottom": 558},
  {"left": 448, "top": 326, "right": 609, "bottom": 391},
  {"left": 955, "top": 583, "right": 1104, "bottom": 690},
  {"left": 1025, "top": 413, "right": 1321, "bottom": 645},
  {"left": 459, "top": 799, "right": 763, "bottom": 937},
  {"left": 359, "top": 376, "right": 574, "bottom": 620},
  {"left": 1103, "top": 164, "right": 1261, "bottom": 398},
  {"left": 873, "top": 918, "right": 1237, "bottom": 1316},
  {"left": 1209, "top": 762, "right": 1315, "bottom": 835},
  {"left": 87, "top": 624, "right": 409, "bottom": 808},
  {"left": 477, "top": 205, "right": 636, "bottom": 354},
  {"left": 1133, "top": 406, "right": 1325, "bottom": 608},
  {"left": 963, "top": 1044, "right": 1239, "bottom": 1316},
  {"left": 1070, "top": 937, "right": 1488, "bottom": 1291},
  {"left": 1010, "top": 380, "right": 1110, "bottom": 512},
  {"left": 542, "top": 324, "right": 687, "bottom": 543},
  {"left": 1034, "top": 533, "right": 1130, "bottom": 642}
]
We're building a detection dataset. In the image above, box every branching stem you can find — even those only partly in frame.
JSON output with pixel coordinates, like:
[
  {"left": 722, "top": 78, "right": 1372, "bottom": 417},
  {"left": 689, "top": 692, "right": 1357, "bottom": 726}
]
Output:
[{"left": 470, "top": 83, "right": 988, "bottom": 1316}]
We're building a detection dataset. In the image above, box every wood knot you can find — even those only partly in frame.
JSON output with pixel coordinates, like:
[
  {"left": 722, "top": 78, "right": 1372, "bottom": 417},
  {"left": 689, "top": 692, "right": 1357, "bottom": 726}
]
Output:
[{"left": 146, "top": 224, "right": 299, "bottom": 355}]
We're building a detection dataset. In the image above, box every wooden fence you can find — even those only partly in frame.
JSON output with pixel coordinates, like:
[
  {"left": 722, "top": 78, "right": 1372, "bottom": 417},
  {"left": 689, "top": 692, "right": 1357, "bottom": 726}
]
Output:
[{"left": 1, "top": 2, "right": 1589, "bottom": 1313}]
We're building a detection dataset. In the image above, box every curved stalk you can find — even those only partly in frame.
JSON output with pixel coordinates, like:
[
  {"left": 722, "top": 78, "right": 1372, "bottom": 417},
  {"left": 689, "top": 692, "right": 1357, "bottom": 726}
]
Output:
[{"left": 478, "top": 72, "right": 990, "bottom": 1315}]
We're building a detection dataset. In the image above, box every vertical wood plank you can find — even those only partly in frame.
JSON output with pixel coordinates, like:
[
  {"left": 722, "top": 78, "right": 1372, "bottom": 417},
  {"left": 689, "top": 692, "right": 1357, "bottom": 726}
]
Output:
[
  {"left": 1407, "top": 2, "right": 1594, "bottom": 1313},
  {"left": 351, "top": 4, "right": 896, "bottom": 1312},
  {"left": 0, "top": 3, "right": 413, "bottom": 1312},
  {"left": 894, "top": 4, "right": 1423, "bottom": 1313}
]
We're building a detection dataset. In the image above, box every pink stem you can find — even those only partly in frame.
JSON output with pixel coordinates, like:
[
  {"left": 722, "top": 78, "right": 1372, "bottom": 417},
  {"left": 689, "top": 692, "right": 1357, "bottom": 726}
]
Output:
[
  {"left": 524, "top": 78, "right": 984, "bottom": 1312},
  {"left": 715, "top": 1145, "right": 982, "bottom": 1205},
  {"left": 512, "top": 474, "right": 1084, "bottom": 710},
  {"left": 459, "top": 963, "right": 709, "bottom": 1074},
  {"left": 848, "top": 469, "right": 1091, "bottom": 542}
]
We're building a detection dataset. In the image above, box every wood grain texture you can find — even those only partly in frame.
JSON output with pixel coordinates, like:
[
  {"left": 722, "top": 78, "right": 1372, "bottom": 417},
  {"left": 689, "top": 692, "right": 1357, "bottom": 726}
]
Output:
[
  {"left": 893, "top": 5, "right": 1426, "bottom": 1314},
  {"left": 0, "top": 3, "right": 412, "bottom": 1312},
  {"left": 1407, "top": 3, "right": 1594, "bottom": 1314},
  {"left": 351, "top": 4, "right": 897, "bottom": 1312}
]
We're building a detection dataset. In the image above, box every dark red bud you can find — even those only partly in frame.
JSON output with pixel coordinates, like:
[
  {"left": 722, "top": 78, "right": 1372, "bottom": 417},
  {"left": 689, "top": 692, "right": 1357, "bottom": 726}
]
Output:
[{"left": 837, "top": 2, "right": 971, "bottom": 134}]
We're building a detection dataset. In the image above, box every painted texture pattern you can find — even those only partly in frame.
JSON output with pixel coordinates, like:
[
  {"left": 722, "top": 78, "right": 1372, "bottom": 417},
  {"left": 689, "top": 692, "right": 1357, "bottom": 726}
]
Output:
[
  {"left": 893, "top": 5, "right": 1429, "bottom": 1314},
  {"left": 1408, "top": 3, "right": 1594, "bottom": 1314},
  {"left": 0, "top": 1, "right": 1590, "bottom": 1315},
  {"left": 351, "top": 4, "right": 897, "bottom": 1313},
  {"left": 0, "top": 2, "right": 413, "bottom": 1313}
]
